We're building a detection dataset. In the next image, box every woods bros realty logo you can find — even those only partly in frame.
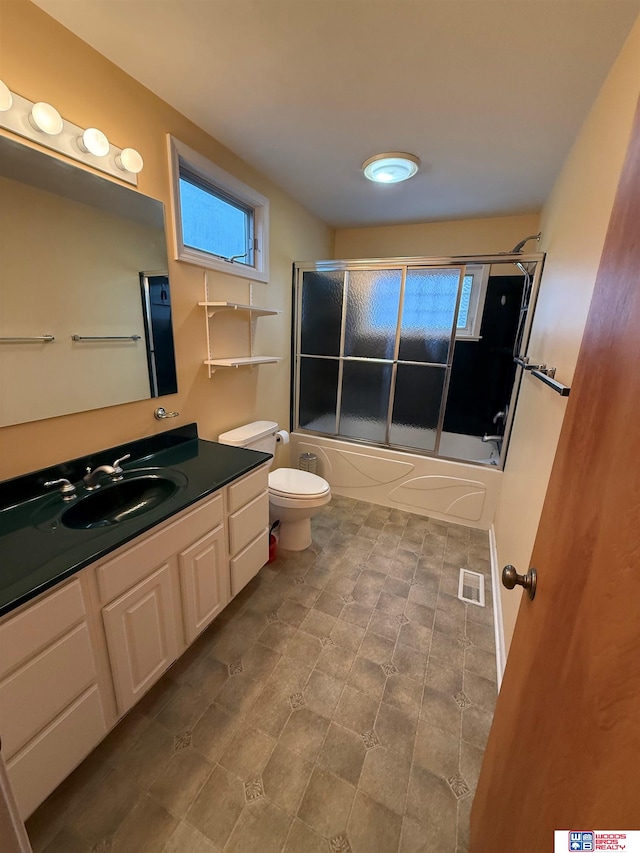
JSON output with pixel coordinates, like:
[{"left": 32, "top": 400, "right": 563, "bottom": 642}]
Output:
[{"left": 554, "top": 831, "right": 640, "bottom": 851}]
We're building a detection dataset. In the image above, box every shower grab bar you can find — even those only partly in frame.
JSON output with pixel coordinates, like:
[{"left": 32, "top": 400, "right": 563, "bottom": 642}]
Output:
[
  {"left": 0, "top": 335, "right": 55, "bottom": 343},
  {"left": 71, "top": 334, "right": 141, "bottom": 342},
  {"left": 530, "top": 369, "right": 571, "bottom": 397}
]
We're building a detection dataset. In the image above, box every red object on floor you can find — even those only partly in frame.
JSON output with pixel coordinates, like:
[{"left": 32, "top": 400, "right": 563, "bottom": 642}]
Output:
[{"left": 268, "top": 533, "right": 277, "bottom": 563}]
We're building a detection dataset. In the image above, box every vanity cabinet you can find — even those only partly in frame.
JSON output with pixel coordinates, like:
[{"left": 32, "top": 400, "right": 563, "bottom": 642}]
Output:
[
  {"left": 0, "top": 579, "right": 107, "bottom": 818},
  {"left": 0, "top": 464, "right": 269, "bottom": 818}
]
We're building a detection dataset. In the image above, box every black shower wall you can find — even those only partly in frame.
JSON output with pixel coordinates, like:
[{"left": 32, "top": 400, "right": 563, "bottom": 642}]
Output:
[{"left": 443, "top": 275, "right": 524, "bottom": 438}]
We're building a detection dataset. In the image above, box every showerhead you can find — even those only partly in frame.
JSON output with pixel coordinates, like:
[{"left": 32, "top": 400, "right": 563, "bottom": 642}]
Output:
[{"left": 510, "top": 232, "right": 541, "bottom": 254}]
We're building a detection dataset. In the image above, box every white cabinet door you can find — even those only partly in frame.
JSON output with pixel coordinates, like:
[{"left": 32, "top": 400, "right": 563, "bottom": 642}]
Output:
[
  {"left": 179, "top": 524, "right": 229, "bottom": 645},
  {"left": 102, "top": 562, "right": 178, "bottom": 716}
]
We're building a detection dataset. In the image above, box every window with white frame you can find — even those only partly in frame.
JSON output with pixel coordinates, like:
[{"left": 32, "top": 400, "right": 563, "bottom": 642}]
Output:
[
  {"left": 455, "top": 264, "right": 489, "bottom": 339},
  {"left": 167, "top": 136, "right": 269, "bottom": 282}
]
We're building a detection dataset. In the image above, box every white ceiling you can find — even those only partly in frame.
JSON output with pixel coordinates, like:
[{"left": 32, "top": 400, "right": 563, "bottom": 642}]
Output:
[{"left": 32, "top": 0, "right": 640, "bottom": 228}]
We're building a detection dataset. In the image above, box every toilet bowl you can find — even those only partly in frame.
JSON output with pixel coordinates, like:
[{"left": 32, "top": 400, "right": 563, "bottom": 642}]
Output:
[
  {"left": 269, "top": 467, "right": 331, "bottom": 550},
  {"left": 217, "top": 421, "right": 331, "bottom": 551}
]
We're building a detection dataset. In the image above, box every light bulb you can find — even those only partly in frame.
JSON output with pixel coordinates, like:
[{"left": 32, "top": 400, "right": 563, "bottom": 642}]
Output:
[
  {"left": 29, "top": 102, "right": 63, "bottom": 135},
  {"left": 78, "top": 127, "right": 110, "bottom": 157},
  {"left": 116, "top": 147, "right": 143, "bottom": 174},
  {"left": 0, "top": 80, "right": 12, "bottom": 112}
]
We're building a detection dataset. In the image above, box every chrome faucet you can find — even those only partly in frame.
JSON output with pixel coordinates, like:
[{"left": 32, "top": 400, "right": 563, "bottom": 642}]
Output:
[
  {"left": 44, "top": 478, "right": 77, "bottom": 501},
  {"left": 83, "top": 454, "right": 130, "bottom": 490},
  {"left": 482, "top": 434, "right": 503, "bottom": 443}
]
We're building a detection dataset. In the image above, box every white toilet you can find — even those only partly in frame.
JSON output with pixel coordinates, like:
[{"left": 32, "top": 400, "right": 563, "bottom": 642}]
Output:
[{"left": 217, "top": 421, "right": 331, "bottom": 551}]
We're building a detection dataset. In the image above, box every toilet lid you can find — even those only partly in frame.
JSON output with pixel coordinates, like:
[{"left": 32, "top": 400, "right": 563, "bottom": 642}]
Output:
[{"left": 269, "top": 468, "right": 330, "bottom": 498}]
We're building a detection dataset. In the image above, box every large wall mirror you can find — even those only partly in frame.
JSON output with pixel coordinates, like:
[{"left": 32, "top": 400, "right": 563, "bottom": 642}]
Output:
[{"left": 0, "top": 134, "right": 178, "bottom": 429}]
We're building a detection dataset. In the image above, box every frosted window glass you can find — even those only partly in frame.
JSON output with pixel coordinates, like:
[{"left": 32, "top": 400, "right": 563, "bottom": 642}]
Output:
[
  {"left": 300, "top": 271, "right": 345, "bottom": 356},
  {"left": 298, "top": 357, "right": 339, "bottom": 433},
  {"left": 339, "top": 361, "right": 392, "bottom": 443},
  {"left": 457, "top": 275, "right": 473, "bottom": 328},
  {"left": 344, "top": 269, "right": 402, "bottom": 359},
  {"left": 389, "top": 364, "right": 447, "bottom": 451},
  {"left": 399, "top": 268, "right": 461, "bottom": 363},
  {"left": 179, "top": 175, "right": 252, "bottom": 265}
]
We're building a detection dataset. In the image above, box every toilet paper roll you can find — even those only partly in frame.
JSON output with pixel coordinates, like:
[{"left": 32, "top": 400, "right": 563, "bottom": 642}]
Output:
[{"left": 275, "top": 429, "right": 289, "bottom": 445}]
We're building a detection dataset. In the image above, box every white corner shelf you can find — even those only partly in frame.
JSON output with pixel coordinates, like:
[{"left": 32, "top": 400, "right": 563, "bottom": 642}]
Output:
[{"left": 198, "top": 301, "right": 280, "bottom": 319}]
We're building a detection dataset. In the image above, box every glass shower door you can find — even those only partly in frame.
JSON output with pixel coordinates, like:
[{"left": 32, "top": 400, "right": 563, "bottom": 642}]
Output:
[
  {"left": 340, "top": 268, "right": 401, "bottom": 443},
  {"left": 297, "top": 270, "right": 344, "bottom": 434},
  {"left": 295, "top": 263, "right": 464, "bottom": 454},
  {"left": 390, "top": 267, "right": 462, "bottom": 452}
]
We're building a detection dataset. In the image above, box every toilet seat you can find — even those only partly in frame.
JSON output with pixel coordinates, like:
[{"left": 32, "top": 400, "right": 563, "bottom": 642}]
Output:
[{"left": 268, "top": 468, "right": 330, "bottom": 499}]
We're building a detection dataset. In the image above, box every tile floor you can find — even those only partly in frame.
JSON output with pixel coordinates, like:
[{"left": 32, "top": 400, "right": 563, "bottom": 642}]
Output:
[{"left": 26, "top": 496, "right": 497, "bottom": 853}]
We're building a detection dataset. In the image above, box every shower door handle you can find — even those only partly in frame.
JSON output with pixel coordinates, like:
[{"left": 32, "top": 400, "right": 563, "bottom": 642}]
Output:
[{"left": 502, "top": 564, "right": 537, "bottom": 600}]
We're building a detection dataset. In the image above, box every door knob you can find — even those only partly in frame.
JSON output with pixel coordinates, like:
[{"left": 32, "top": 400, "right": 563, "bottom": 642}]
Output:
[{"left": 502, "top": 565, "right": 537, "bottom": 600}]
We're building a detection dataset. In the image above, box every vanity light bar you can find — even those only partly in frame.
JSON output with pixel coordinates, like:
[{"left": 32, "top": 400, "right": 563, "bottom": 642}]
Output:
[{"left": 0, "top": 81, "right": 143, "bottom": 186}]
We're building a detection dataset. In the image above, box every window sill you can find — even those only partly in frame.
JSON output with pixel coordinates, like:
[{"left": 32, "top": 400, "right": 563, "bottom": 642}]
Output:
[{"left": 178, "top": 245, "right": 268, "bottom": 283}]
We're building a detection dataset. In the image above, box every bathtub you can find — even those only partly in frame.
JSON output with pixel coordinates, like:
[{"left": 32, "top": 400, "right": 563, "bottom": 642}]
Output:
[
  {"left": 290, "top": 432, "right": 502, "bottom": 530},
  {"left": 438, "top": 432, "right": 500, "bottom": 466}
]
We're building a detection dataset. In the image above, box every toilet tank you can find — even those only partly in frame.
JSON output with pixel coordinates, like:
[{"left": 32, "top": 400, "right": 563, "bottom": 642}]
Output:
[{"left": 218, "top": 420, "right": 278, "bottom": 455}]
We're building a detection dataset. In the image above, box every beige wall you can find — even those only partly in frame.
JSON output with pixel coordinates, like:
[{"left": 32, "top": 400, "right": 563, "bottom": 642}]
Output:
[
  {"left": 334, "top": 213, "right": 541, "bottom": 260},
  {"left": 0, "top": 0, "right": 332, "bottom": 480},
  {"left": 494, "top": 16, "right": 640, "bottom": 651}
]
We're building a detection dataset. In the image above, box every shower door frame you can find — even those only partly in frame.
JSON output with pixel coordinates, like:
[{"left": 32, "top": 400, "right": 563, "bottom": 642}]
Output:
[{"left": 292, "top": 252, "right": 545, "bottom": 469}]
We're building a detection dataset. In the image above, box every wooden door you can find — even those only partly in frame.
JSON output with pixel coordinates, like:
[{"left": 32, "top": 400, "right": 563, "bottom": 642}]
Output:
[
  {"left": 470, "top": 95, "right": 640, "bottom": 849},
  {"left": 102, "top": 562, "right": 178, "bottom": 716},
  {"left": 179, "top": 524, "right": 228, "bottom": 645}
]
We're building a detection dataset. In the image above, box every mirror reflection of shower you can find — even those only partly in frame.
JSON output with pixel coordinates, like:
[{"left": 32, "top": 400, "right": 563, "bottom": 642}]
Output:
[{"left": 293, "top": 248, "right": 544, "bottom": 469}]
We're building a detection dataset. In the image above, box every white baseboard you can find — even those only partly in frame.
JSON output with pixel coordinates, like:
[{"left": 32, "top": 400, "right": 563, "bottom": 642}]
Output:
[{"left": 488, "top": 525, "right": 506, "bottom": 689}]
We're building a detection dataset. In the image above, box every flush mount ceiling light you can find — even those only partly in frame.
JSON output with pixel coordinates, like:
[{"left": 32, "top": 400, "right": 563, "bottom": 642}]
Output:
[{"left": 362, "top": 152, "right": 420, "bottom": 184}]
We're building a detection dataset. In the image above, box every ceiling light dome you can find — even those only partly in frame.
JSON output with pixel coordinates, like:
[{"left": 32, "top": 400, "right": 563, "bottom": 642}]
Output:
[{"left": 362, "top": 152, "right": 420, "bottom": 184}]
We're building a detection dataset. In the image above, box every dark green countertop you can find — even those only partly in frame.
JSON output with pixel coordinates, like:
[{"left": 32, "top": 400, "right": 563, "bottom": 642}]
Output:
[{"left": 0, "top": 424, "right": 271, "bottom": 617}]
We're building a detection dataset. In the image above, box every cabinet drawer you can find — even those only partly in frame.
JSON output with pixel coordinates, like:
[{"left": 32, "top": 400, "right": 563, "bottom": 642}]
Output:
[
  {"left": 97, "top": 493, "right": 223, "bottom": 603},
  {"left": 0, "top": 580, "right": 85, "bottom": 677},
  {"left": 228, "top": 465, "right": 269, "bottom": 513},
  {"left": 228, "top": 490, "right": 269, "bottom": 555},
  {"left": 7, "top": 685, "right": 106, "bottom": 819},
  {"left": 230, "top": 527, "right": 269, "bottom": 596},
  {"left": 0, "top": 622, "right": 97, "bottom": 759}
]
